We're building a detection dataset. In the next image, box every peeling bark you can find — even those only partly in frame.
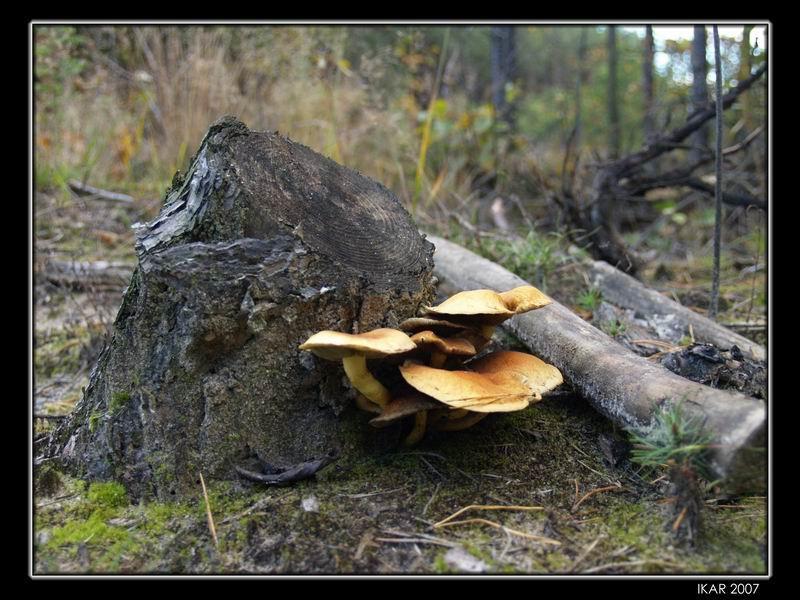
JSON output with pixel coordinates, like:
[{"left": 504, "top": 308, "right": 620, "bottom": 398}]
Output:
[{"left": 587, "top": 260, "right": 765, "bottom": 362}]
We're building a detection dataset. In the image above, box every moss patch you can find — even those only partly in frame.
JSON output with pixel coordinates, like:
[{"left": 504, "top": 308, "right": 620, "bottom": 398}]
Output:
[{"left": 108, "top": 391, "right": 131, "bottom": 414}]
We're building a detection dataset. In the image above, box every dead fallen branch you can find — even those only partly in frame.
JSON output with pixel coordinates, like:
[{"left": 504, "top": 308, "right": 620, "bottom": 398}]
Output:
[
  {"left": 587, "top": 260, "right": 765, "bottom": 362},
  {"left": 435, "top": 518, "right": 561, "bottom": 545},
  {"left": 433, "top": 504, "right": 545, "bottom": 528},
  {"left": 428, "top": 235, "right": 765, "bottom": 494},
  {"left": 560, "top": 64, "right": 767, "bottom": 272},
  {"left": 571, "top": 484, "right": 624, "bottom": 512},
  {"left": 68, "top": 179, "right": 134, "bottom": 204},
  {"left": 40, "top": 260, "right": 135, "bottom": 292}
]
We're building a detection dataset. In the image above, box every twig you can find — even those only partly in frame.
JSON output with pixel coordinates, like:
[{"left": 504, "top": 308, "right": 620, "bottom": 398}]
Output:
[
  {"left": 435, "top": 518, "right": 561, "bottom": 545},
  {"left": 199, "top": 472, "right": 218, "bottom": 549},
  {"left": 569, "top": 535, "right": 604, "bottom": 573},
  {"left": 672, "top": 505, "right": 689, "bottom": 532},
  {"left": 381, "top": 529, "right": 456, "bottom": 546},
  {"left": 433, "top": 504, "right": 546, "bottom": 528},
  {"left": 338, "top": 486, "right": 408, "bottom": 499},
  {"left": 67, "top": 179, "right": 134, "bottom": 204},
  {"left": 219, "top": 493, "right": 289, "bottom": 525},
  {"left": 571, "top": 484, "right": 624, "bottom": 512},
  {"left": 423, "top": 483, "right": 441, "bottom": 516},
  {"left": 374, "top": 536, "right": 457, "bottom": 548}
]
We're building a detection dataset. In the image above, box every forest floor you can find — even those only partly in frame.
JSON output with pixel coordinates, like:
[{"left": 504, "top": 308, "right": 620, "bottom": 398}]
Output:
[{"left": 32, "top": 188, "right": 767, "bottom": 575}]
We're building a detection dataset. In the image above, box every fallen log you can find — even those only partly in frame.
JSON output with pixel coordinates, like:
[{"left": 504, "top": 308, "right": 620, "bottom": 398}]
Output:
[
  {"left": 68, "top": 179, "right": 135, "bottom": 204},
  {"left": 428, "top": 235, "right": 766, "bottom": 494},
  {"left": 587, "top": 260, "right": 766, "bottom": 362},
  {"left": 40, "top": 259, "right": 135, "bottom": 292}
]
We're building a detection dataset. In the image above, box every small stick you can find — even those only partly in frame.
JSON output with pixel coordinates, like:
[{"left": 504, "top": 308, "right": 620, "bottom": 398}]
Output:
[
  {"left": 433, "top": 504, "right": 545, "bottom": 528},
  {"left": 569, "top": 535, "right": 604, "bottom": 573},
  {"left": 571, "top": 484, "right": 624, "bottom": 512},
  {"left": 423, "top": 483, "right": 441, "bottom": 516},
  {"left": 199, "top": 472, "right": 219, "bottom": 549},
  {"left": 435, "top": 518, "right": 561, "bottom": 545},
  {"left": 672, "top": 505, "right": 689, "bottom": 532},
  {"left": 374, "top": 537, "right": 457, "bottom": 547}
]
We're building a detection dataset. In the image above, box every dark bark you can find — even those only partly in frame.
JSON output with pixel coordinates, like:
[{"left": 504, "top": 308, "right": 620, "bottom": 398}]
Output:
[
  {"left": 690, "top": 26, "right": 709, "bottom": 163},
  {"left": 709, "top": 25, "right": 724, "bottom": 320},
  {"left": 642, "top": 26, "right": 656, "bottom": 143},
  {"left": 739, "top": 25, "right": 754, "bottom": 133},
  {"left": 429, "top": 235, "right": 766, "bottom": 494},
  {"left": 607, "top": 26, "right": 620, "bottom": 159},
  {"left": 490, "top": 26, "right": 517, "bottom": 127},
  {"left": 45, "top": 117, "right": 436, "bottom": 499}
]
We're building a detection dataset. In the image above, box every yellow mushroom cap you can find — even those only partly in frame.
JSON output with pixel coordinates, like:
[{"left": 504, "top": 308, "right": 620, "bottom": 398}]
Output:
[
  {"left": 399, "top": 317, "right": 474, "bottom": 336},
  {"left": 423, "top": 289, "right": 514, "bottom": 325},
  {"left": 410, "top": 330, "right": 477, "bottom": 357},
  {"left": 398, "top": 362, "right": 532, "bottom": 413},
  {"left": 499, "top": 286, "right": 552, "bottom": 313},
  {"left": 468, "top": 350, "right": 563, "bottom": 397},
  {"left": 368, "top": 393, "right": 442, "bottom": 428},
  {"left": 423, "top": 286, "right": 551, "bottom": 327},
  {"left": 299, "top": 328, "right": 417, "bottom": 360}
]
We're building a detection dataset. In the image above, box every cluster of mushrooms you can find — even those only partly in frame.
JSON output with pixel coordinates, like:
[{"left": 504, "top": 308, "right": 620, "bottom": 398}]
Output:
[{"left": 299, "top": 286, "right": 564, "bottom": 445}]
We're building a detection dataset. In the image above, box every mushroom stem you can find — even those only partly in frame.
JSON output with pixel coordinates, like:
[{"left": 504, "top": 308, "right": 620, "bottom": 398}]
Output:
[
  {"left": 342, "top": 354, "right": 391, "bottom": 408},
  {"left": 429, "top": 351, "right": 447, "bottom": 368},
  {"left": 480, "top": 325, "right": 496, "bottom": 340},
  {"left": 403, "top": 410, "right": 428, "bottom": 446},
  {"left": 447, "top": 409, "right": 469, "bottom": 420},
  {"left": 355, "top": 393, "right": 383, "bottom": 414},
  {"left": 434, "top": 411, "right": 488, "bottom": 431}
]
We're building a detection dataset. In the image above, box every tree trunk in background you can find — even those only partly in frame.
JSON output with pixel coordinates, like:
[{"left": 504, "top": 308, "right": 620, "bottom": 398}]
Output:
[
  {"left": 739, "top": 25, "right": 754, "bottom": 134},
  {"left": 642, "top": 25, "right": 656, "bottom": 144},
  {"left": 45, "top": 116, "right": 436, "bottom": 500},
  {"left": 574, "top": 27, "right": 589, "bottom": 148},
  {"left": 607, "top": 25, "right": 621, "bottom": 159},
  {"left": 490, "top": 26, "right": 517, "bottom": 128},
  {"left": 690, "top": 25, "right": 709, "bottom": 163}
]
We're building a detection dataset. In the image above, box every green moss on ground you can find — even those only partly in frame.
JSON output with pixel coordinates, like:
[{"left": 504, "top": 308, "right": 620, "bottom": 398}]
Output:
[{"left": 34, "top": 392, "right": 767, "bottom": 574}]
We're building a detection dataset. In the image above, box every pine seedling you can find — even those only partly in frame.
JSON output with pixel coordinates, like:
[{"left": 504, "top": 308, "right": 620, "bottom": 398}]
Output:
[
  {"left": 629, "top": 402, "right": 714, "bottom": 480},
  {"left": 629, "top": 402, "right": 715, "bottom": 544}
]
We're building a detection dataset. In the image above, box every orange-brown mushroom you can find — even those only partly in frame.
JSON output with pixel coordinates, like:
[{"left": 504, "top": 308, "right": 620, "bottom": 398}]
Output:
[
  {"left": 369, "top": 392, "right": 441, "bottom": 446},
  {"left": 423, "top": 286, "right": 552, "bottom": 340},
  {"left": 409, "top": 330, "right": 476, "bottom": 368},
  {"left": 299, "top": 328, "right": 416, "bottom": 408},
  {"left": 398, "top": 362, "right": 532, "bottom": 413},
  {"left": 468, "top": 350, "right": 563, "bottom": 398},
  {"left": 399, "top": 317, "right": 491, "bottom": 353}
]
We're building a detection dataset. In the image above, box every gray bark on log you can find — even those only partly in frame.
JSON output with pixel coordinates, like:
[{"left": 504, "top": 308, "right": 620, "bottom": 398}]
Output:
[
  {"left": 587, "top": 260, "right": 765, "bottom": 362},
  {"left": 41, "top": 259, "right": 134, "bottom": 292},
  {"left": 428, "top": 235, "right": 765, "bottom": 494},
  {"left": 45, "top": 117, "right": 436, "bottom": 499}
]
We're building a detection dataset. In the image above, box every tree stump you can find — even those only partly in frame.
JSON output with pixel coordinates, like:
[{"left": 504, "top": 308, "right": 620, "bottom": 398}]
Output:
[{"left": 45, "top": 117, "right": 436, "bottom": 499}]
